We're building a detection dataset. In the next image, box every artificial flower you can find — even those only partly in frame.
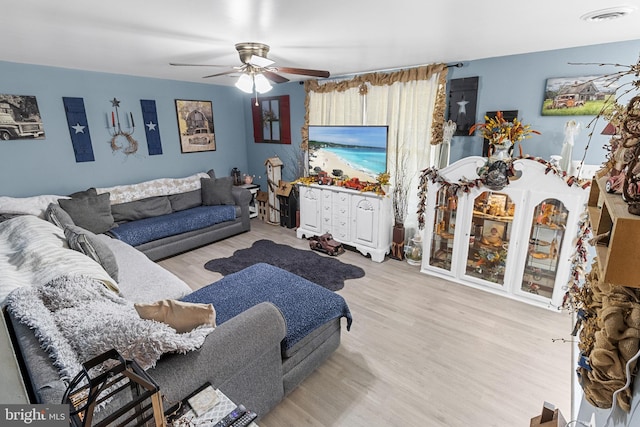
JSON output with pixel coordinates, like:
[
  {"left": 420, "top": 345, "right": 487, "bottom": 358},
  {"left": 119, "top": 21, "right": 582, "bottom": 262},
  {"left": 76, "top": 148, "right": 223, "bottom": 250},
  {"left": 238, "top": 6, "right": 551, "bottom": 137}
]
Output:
[{"left": 469, "top": 111, "right": 540, "bottom": 144}]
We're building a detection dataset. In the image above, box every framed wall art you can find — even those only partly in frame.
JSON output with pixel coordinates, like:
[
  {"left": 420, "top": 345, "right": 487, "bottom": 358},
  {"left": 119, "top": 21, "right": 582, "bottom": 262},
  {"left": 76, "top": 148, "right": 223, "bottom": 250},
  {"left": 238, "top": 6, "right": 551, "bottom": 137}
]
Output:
[
  {"left": 541, "top": 75, "right": 617, "bottom": 116},
  {"left": 175, "top": 99, "right": 215, "bottom": 153},
  {"left": 0, "top": 94, "right": 45, "bottom": 140},
  {"left": 251, "top": 95, "right": 291, "bottom": 144},
  {"left": 447, "top": 77, "right": 479, "bottom": 136}
]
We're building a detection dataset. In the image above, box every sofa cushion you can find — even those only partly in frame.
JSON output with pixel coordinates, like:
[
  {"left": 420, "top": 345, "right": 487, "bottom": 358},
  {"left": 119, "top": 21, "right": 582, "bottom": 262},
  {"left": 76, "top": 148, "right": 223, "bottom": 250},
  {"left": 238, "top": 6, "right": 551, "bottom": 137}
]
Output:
[
  {"left": 58, "top": 193, "right": 115, "bottom": 234},
  {"left": 44, "top": 203, "right": 75, "bottom": 229},
  {"left": 64, "top": 224, "right": 119, "bottom": 281},
  {"left": 201, "top": 177, "right": 235, "bottom": 206},
  {"left": 134, "top": 299, "right": 216, "bottom": 333},
  {"left": 168, "top": 190, "right": 202, "bottom": 212},
  {"left": 111, "top": 196, "right": 172, "bottom": 223},
  {"left": 93, "top": 234, "right": 191, "bottom": 302},
  {"left": 107, "top": 205, "right": 237, "bottom": 247}
]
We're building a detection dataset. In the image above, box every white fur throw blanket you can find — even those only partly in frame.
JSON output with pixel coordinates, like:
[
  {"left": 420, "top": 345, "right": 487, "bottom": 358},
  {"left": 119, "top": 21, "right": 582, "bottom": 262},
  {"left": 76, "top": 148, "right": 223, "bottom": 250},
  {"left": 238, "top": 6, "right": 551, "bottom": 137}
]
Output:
[
  {"left": 6, "top": 275, "right": 213, "bottom": 382},
  {"left": 0, "top": 216, "right": 118, "bottom": 305}
]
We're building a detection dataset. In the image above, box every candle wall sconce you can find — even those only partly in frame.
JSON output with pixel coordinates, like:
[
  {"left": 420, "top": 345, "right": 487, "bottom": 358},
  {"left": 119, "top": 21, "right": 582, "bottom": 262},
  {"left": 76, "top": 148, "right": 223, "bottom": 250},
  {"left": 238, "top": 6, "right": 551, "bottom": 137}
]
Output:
[{"left": 107, "top": 97, "right": 138, "bottom": 155}]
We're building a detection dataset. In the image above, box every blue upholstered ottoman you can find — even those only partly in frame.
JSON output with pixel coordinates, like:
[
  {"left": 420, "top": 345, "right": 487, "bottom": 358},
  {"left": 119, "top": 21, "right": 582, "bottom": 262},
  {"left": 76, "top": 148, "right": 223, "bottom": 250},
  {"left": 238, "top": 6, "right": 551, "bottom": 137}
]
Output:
[{"left": 182, "top": 262, "right": 352, "bottom": 354}]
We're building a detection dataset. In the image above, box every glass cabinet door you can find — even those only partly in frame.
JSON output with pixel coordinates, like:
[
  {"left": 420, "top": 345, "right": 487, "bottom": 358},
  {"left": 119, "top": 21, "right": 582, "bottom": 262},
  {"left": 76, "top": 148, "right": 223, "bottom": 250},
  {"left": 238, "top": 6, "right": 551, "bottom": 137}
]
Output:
[
  {"left": 521, "top": 198, "right": 568, "bottom": 298},
  {"left": 428, "top": 187, "right": 458, "bottom": 270},
  {"left": 466, "top": 191, "right": 515, "bottom": 285}
]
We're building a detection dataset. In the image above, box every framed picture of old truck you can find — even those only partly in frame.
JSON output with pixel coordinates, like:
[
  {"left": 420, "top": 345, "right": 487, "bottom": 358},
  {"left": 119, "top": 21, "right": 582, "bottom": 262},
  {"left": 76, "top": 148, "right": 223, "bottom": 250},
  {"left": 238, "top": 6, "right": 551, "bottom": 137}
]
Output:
[
  {"left": 541, "top": 75, "right": 616, "bottom": 116},
  {"left": 0, "top": 94, "right": 45, "bottom": 140},
  {"left": 174, "top": 99, "right": 216, "bottom": 153}
]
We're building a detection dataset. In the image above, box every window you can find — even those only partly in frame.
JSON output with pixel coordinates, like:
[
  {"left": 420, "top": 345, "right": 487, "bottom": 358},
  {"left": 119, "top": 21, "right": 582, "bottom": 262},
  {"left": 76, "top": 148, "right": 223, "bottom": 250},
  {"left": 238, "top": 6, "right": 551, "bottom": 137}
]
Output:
[{"left": 251, "top": 95, "right": 291, "bottom": 144}]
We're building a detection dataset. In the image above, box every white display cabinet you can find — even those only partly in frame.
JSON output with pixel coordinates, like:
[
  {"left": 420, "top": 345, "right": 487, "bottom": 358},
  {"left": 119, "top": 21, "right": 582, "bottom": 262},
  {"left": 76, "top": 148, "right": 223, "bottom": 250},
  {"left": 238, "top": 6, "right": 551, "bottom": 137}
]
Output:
[{"left": 421, "top": 157, "right": 589, "bottom": 310}]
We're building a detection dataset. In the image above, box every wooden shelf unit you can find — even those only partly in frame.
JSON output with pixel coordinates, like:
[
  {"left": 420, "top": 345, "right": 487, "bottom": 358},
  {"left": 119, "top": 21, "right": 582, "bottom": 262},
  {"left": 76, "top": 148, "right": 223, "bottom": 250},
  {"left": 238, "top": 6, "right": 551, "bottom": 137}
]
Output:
[{"left": 588, "top": 176, "right": 640, "bottom": 287}]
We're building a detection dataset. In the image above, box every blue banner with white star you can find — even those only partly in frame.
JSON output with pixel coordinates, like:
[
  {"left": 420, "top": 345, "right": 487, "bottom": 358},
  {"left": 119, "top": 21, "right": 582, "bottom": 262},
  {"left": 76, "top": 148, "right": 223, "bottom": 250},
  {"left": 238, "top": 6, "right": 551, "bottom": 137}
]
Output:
[
  {"left": 140, "top": 99, "right": 162, "bottom": 155},
  {"left": 62, "top": 97, "right": 94, "bottom": 162}
]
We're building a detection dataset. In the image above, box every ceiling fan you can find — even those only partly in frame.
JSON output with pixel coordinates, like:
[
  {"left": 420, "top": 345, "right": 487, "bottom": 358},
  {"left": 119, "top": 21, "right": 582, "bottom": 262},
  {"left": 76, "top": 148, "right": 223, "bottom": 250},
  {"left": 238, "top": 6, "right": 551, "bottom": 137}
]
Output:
[{"left": 170, "top": 42, "right": 330, "bottom": 92}]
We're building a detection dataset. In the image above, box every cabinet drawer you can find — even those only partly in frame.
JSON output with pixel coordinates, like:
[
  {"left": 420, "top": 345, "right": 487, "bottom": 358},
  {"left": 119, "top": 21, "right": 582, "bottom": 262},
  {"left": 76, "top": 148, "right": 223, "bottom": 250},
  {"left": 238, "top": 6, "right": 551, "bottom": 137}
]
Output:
[
  {"left": 334, "top": 205, "right": 349, "bottom": 217},
  {"left": 333, "top": 192, "right": 350, "bottom": 206}
]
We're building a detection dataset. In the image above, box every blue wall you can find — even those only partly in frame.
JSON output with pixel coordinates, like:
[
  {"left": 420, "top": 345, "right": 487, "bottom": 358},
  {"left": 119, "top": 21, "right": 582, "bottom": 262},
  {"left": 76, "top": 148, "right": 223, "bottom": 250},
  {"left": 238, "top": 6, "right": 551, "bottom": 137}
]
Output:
[
  {"left": 2, "top": 38, "right": 640, "bottom": 197},
  {"left": 448, "top": 39, "right": 640, "bottom": 167},
  {"left": 0, "top": 61, "right": 249, "bottom": 197}
]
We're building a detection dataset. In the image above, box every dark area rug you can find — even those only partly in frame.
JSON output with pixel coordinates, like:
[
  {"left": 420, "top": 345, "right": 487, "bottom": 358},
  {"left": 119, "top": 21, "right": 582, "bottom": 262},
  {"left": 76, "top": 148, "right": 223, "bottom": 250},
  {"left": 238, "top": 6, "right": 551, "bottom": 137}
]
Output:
[{"left": 204, "top": 239, "right": 365, "bottom": 291}]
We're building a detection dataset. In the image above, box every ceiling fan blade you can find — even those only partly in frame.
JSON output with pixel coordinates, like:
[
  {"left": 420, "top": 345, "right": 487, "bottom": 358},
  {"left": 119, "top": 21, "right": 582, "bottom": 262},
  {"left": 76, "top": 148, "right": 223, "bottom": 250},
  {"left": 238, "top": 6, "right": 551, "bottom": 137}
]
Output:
[
  {"left": 263, "top": 71, "right": 289, "bottom": 84},
  {"left": 249, "top": 55, "right": 275, "bottom": 68},
  {"left": 202, "top": 69, "right": 238, "bottom": 78},
  {"left": 276, "top": 67, "right": 330, "bottom": 78},
  {"left": 169, "top": 63, "right": 229, "bottom": 67}
]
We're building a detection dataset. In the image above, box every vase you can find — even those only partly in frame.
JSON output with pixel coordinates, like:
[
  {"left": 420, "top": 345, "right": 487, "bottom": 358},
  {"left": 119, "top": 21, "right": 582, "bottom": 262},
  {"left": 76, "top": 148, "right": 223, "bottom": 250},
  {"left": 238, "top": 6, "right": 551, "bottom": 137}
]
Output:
[
  {"left": 480, "top": 140, "right": 513, "bottom": 191},
  {"left": 390, "top": 223, "right": 405, "bottom": 260},
  {"left": 488, "top": 140, "right": 513, "bottom": 163},
  {"left": 404, "top": 233, "right": 422, "bottom": 266}
]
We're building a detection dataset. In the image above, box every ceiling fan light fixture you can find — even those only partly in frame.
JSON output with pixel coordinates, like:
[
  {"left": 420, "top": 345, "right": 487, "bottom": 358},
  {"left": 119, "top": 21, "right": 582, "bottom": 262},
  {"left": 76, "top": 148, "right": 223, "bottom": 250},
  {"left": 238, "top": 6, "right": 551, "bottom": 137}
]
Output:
[
  {"left": 580, "top": 6, "right": 636, "bottom": 22},
  {"left": 254, "top": 74, "right": 273, "bottom": 94},
  {"left": 249, "top": 55, "right": 275, "bottom": 68},
  {"left": 235, "top": 73, "right": 254, "bottom": 93}
]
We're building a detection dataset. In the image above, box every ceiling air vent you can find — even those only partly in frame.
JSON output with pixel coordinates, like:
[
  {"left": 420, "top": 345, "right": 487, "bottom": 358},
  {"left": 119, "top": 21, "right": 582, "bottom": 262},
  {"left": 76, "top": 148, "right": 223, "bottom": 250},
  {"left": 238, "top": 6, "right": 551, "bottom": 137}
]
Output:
[{"left": 580, "top": 6, "right": 636, "bottom": 22}]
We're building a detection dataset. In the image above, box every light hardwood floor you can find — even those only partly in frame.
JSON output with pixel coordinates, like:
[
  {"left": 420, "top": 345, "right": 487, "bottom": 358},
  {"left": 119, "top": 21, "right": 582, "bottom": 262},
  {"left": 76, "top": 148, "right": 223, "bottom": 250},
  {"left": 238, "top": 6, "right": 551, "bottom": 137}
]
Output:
[{"left": 158, "top": 220, "right": 574, "bottom": 427}]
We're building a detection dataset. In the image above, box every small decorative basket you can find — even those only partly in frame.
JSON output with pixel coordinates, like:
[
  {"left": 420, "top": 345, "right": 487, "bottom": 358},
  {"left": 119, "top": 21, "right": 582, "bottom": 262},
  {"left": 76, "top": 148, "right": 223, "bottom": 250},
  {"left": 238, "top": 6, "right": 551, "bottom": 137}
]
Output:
[{"left": 63, "top": 349, "right": 165, "bottom": 427}]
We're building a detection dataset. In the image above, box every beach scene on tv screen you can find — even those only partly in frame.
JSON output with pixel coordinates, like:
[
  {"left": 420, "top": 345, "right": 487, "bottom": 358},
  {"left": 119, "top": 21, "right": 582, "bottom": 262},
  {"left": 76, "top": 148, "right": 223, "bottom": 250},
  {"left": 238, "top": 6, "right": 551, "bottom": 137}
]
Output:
[{"left": 308, "top": 126, "right": 388, "bottom": 182}]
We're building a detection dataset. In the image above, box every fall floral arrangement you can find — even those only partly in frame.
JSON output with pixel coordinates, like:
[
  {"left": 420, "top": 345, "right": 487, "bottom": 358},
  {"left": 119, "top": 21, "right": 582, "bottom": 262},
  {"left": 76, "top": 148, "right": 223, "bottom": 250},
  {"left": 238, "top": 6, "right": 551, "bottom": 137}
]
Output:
[
  {"left": 376, "top": 172, "right": 390, "bottom": 186},
  {"left": 469, "top": 111, "right": 540, "bottom": 145}
]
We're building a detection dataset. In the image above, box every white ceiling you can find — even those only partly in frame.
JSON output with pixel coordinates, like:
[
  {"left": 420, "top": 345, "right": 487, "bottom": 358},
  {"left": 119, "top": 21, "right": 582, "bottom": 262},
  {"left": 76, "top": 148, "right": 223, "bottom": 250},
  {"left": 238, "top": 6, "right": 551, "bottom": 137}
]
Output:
[{"left": 4, "top": 1, "right": 640, "bottom": 86}]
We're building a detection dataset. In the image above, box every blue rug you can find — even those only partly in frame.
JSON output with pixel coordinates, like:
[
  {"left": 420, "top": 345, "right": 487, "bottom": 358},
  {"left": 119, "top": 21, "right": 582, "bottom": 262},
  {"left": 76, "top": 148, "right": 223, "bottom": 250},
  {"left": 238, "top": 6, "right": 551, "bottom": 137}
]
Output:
[{"left": 204, "top": 239, "right": 365, "bottom": 291}]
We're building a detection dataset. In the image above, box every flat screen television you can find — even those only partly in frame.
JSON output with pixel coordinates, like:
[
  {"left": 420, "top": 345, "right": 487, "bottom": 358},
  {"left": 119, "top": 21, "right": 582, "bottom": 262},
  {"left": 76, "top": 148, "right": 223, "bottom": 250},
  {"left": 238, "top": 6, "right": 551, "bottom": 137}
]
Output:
[{"left": 307, "top": 125, "right": 388, "bottom": 182}]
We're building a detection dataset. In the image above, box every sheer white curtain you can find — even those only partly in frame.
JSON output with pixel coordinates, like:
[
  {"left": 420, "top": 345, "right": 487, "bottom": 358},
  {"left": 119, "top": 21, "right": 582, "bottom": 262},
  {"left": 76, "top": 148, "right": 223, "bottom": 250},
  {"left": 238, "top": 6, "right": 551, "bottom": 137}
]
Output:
[
  {"left": 304, "top": 65, "right": 447, "bottom": 232},
  {"left": 307, "top": 85, "right": 363, "bottom": 125},
  {"left": 365, "top": 76, "right": 443, "bottom": 231}
]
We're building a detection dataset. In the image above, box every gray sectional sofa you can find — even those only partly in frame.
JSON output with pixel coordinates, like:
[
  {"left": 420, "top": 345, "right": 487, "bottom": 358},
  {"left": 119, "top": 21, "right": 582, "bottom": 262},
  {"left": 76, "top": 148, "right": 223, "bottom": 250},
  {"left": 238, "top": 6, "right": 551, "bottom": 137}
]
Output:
[
  {"left": 0, "top": 171, "right": 352, "bottom": 421},
  {"left": 73, "top": 170, "right": 250, "bottom": 260}
]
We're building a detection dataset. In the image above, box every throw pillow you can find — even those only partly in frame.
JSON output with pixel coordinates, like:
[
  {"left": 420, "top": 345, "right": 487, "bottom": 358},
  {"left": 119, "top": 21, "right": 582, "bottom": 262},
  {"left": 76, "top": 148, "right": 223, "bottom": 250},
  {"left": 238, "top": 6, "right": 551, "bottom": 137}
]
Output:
[
  {"left": 45, "top": 203, "right": 75, "bottom": 229},
  {"left": 201, "top": 177, "right": 235, "bottom": 206},
  {"left": 58, "top": 193, "right": 115, "bottom": 234},
  {"left": 134, "top": 299, "right": 216, "bottom": 333},
  {"left": 111, "top": 196, "right": 172, "bottom": 223},
  {"left": 64, "top": 224, "right": 119, "bottom": 281},
  {"left": 67, "top": 187, "right": 98, "bottom": 199},
  {"left": 206, "top": 169, "right": 216, "bottom": 179}
]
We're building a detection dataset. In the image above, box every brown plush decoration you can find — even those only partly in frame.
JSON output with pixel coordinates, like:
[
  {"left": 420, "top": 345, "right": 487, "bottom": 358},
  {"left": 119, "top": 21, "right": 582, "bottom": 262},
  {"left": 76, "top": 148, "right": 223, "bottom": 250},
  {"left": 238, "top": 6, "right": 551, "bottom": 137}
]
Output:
[
  {"left": 135, "top": 299, "right": 216, "bottom": 333},
  {"left": 577, "top": 260, "right": 640, "bottom": 412}
]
